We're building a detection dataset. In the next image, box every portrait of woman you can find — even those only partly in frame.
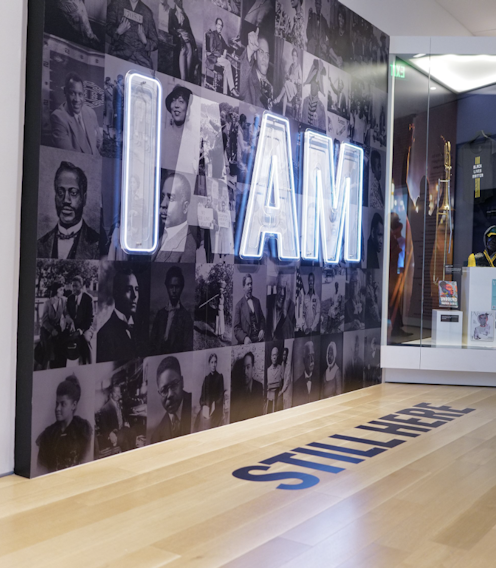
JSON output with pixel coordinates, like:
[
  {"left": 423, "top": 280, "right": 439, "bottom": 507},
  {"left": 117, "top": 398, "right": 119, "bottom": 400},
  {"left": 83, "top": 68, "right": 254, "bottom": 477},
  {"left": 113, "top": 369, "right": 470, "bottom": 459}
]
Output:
[
  {"left": 278, "top": 0, "right": 306, "bottom": 50},
  {"left": 321, "top": 341, "right": 343, "bottom": 398},
  {"left": 168, "top": 0, "right": 199, "bottom": 82},
  {"left": 196, "top": 353, "right": 225, "bottom": 429},
  {"left": 36, "top": 375, "right": 93, "bottom": 473},
  {"left": 39, "top": 281, "right": 67, "bottom": 369}
]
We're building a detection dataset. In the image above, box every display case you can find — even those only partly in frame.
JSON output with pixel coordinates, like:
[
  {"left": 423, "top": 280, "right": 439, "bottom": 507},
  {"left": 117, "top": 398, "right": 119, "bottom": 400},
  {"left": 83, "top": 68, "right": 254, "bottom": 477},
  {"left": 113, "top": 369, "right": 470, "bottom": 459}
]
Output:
[{"left": 383, "top": 37, "right": 496, "bottom": 385}]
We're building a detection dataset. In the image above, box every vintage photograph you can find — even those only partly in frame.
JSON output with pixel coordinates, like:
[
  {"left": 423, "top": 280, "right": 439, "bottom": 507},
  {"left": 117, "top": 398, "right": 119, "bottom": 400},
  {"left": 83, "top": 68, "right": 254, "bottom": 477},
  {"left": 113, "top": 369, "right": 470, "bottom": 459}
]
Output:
[
  {"left": 154, "top": 169, "right": 201, "bottom": 263},
  {"left": 149, "top": 263, "right": 196, "bottom": 355},
  {"left": 31, "top": 366, "right": 95, "bottom": 477},
  {"left": 203, "top": 7, "right": 242, "bottom": 97},
  {"left": 196, "top": 178, "right": 235, "bottom": 263},
  {"left": 368, "top": 149, "right": 386, "bottom": 211},
  {"left": 94, "top": 359, "right": 147, "bottom": 459},
  {"left": 37, "top": 147, "right": 102, "bottom": 260},
  {"left": 266, "top": 262, "right": 296, "bottom": 341},
  {"left": 327, "top": 64, "right": 350, "bottom": 120},
  {"left": 34, "top": 260, "right": 99, "bottom": 370},
  {"left": 328, "top": 1, "right": 351, "bottom": 68},
  {"left": 106, "top": 0, "right": 159, "bottom": 70},
  {"left": 232, "top": 265, "right": 267, "bottom": 345},
  {"left": 471, "top": 311, "right": 494, "bottom": 342},
  {"left": 344, "top": 267, "right": 366, "bottom": 332},
  {"left": 304, "top": 0, "right": 331, "bottom": 61},
  {"left": 272, "top": 39, "right": 303, "bottom": 121},
  {"left": 300, "top": 52, "right": 327, "bottom": 131},
  {"left": 320, "top": 267, "right": 346, "bottom": 334},
  {"left": 97, "top": 261, "right": 151, "bottom": 363},
  {"left": 343, "top": 329, "right": 364, "bottom": 392},
  {"left": 230, "top": 342, "right": 265, "bottom": 423},
  {"left": 370, "top": 87, "right": 387, "bottom": 149},
  {"left": 275, "top": 0, "right": 307, "bottom": 51},
  {"left": 350, "top": 77, "right": 373, "bottom": 146},
  {"left": 145, "top": 351, "right": 195, "bottom": 443},
  {"left": 294, "top": 267, "right": 322, "bottom": 337},
  {"left": 365, "top": 269, "right": 382, "bottom": 329},
  {"left": 194, "top": 262, "right": 234, "bottom": 349},
  {"left": 158, "top": 0, "right": 204, "bottom": 83},
  {"left": 366, "top": 209, "right": 384, "bottom": 270},
  {"left": 41, "top": 35, "right": 105, "bottom": 154},
  {"left": 236, "top": 103, "right": 262, "bottom": 184},
  {"left": 161, "top": 76, "right": 203, "bottom": 175},
  {"left": 263, "top": 339, "right": 293, "bottom": 413},
  {"left": 320, "top": 333, "right": 344, "bottom": 399},
  {"left": 363, "top": 328, "right": 381, "bottom": 386},
  {"left": 191, "top": 346, "right": 232, "bottom": 431},
  {"left": 291, "top": 334, "right": 320, "bottom": 406},
  {"left": 45, "top": 0, "right": 106, "bottom": 50}
]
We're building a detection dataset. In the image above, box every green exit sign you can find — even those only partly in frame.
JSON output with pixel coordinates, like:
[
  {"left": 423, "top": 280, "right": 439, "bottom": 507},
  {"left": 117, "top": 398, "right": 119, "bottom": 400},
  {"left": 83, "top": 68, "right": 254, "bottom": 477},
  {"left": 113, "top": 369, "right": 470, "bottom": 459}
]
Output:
[{"left": 391, "top": 63, "right": 406, "bottom": 78}]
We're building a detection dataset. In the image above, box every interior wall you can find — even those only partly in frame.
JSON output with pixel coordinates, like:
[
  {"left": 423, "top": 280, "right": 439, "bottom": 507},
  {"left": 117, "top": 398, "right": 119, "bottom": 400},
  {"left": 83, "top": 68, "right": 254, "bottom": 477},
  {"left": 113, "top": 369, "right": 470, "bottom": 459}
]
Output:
[
  {"left": 340, "top": 0, "right": 472, "bottom": 37},
  {"left": 0, "top": 0, "right": 26, "bottom": 475}
]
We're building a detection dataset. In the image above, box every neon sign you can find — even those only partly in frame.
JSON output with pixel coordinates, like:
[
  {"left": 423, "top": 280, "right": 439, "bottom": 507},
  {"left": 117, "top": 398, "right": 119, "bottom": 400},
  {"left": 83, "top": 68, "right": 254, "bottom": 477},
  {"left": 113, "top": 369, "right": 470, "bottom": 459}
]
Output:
[{"left": 121, "top": 80, "right": 364, "bottom": 263}]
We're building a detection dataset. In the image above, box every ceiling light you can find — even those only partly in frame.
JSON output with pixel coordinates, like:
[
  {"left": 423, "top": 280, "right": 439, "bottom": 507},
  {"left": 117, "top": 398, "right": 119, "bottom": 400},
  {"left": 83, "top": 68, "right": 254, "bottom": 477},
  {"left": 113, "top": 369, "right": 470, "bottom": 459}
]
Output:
[
  {"left": 430, "top": 86, "right": 437, "bottom": 90},
  {"left": 409, "top": 54, "right": 496, "bottom": 93}
]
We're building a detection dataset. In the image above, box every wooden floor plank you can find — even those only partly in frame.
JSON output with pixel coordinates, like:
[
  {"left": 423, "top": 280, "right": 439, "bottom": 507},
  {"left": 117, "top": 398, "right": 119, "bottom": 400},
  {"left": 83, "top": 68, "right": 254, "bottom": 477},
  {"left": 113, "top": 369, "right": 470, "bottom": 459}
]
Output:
[{"left": 1, "top": 384, "right": 496, "bottom": 567}]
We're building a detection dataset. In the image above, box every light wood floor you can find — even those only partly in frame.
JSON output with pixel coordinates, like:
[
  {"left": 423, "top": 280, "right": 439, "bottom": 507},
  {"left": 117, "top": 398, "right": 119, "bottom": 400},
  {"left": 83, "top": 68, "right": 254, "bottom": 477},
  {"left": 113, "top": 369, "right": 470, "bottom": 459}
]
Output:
[{"left": 2, "top": 383, "right": 496, "bottom": 567}]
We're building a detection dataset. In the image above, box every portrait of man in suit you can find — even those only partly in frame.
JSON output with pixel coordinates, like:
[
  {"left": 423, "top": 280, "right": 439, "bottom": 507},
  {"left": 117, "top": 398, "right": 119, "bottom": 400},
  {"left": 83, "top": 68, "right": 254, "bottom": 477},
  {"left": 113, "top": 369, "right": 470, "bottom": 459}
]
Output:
[
  {"left": 155, "top": 171, "right": 198, "bottom": 262},
  {"left": 239, "top": 29, "right": 273, "bottom": 109},
  {"left": 51, "top": 72, "right": 102, "bottom": 155},
  {"left": 344, "top": 333, "right": 364, "bottom": 392},
  {"left": 151, "top": 355, "right": 192, "bottom": 442},
  {"left": 292, "top": 340, "right": 320, "bottom": 406},
  {"left": 266, "top": 272, "right": 295, "bottom": 340},
  {"left": 150, "top": 265, "right": 193, "bottom": 355},
  {"left": 233, "top": 274, "right": 266, "bottom": 344},
  {"left": 37, "top": 161, "right": 100, "bottom": 260},
  {"left": 66, "top": 275, "right": 94, "bottom": 364},
  {"left": 230, "top": 351, "right": 264, "bottom": 423},
  {"left": 96, "top": 384, "right": 132, "bottom": 454},
  {"left": 97, "top": 269, "right": 140, "bottom": 363}
]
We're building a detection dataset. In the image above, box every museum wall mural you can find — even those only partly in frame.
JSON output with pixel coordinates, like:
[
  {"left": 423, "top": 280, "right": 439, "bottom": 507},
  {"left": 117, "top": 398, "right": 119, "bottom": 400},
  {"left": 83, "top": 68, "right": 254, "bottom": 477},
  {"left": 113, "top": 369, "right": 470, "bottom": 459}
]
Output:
[{"left": 16, "top": 0, "right": 389, "bottom": 477}]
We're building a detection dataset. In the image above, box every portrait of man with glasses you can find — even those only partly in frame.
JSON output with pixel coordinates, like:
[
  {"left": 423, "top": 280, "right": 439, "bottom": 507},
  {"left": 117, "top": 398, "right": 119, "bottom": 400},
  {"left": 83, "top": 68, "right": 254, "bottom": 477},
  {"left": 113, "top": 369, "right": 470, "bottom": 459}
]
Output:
[
  {"left": 151, "top": 355, "right": 192, "bottom": 442},
  {"left": 37, "top": 160, "right": 100, "bottom": 260}
]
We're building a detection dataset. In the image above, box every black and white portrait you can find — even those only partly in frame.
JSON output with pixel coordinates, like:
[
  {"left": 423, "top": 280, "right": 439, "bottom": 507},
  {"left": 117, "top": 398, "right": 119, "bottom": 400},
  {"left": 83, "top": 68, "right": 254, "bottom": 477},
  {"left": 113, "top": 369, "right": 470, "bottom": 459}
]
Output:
[
  {"left": 327, "top": 64, "right": 350, "bottom": 120},
  {"left": 94, "top": 359, "right": 147, "bottom": 458},
  {"left": 344, "top": 267, "right": 365, "bottom": 331},
  {"left": 230, "top": 342, "right": 265, "bottom": 423},
  {"left": 37, "top": 147, "right": 102, "bottom": 260},
  {"left": 305, "top": 0, "right": 330, "bottom": 61},
  {"left": 291, "top": 335, "right": 320, "bottom": 407},
  {"left": 155, "top": 169, "right": 200, "bottom": 263},
  {"left": 106, "top": 0, "right": 159, "bottom": 69},
  {"left": 343, "top": 329, "right": 364, "bottom": 392},
  {"left": 203, "top": 8, "right": 242, "bottom": 98},
  {"left": 191, "top": 346, "right": 231, "bottom": 431},
  {"left": 150, "top": 263, "right": 195, "bottom": 355},
  {"left": 366, "top": 210, "right": 384, "bottom": 270},
  {"left": 158, "top": 0, "right": 203, "bottom": 84},
  {"left": 266, "top": 263, "right": 296, "bottom": 341},
  {"left": 41, "top": 36, "right": 105, "bottom": 153},
  {"left": 301, "top": 53, "right": 327, "bottom": 131},
  {"left": 320, "top": 267, "right": 345, "bottom": 334},
  {"left": 239, "top": 27, "right": 274, "bottom": 110},
  {"left": 320, "top": 333, "right": 343, "bottom": 399},
  {"left": 45, "top": 0, "right": 106, "bottom": 50},
  {"left": 365, "top": 269, "right": 382, "bottom": 329},
  {"left": 161, "top": 78, "right": 202, "bottom": 175},
  {"left": 272, "top": 39, "right": 303, "bottom": 121},
  {"left": 194, "top": 262, "right": 234, "bottom": 349},
  {"left": 295, "top": 267, "right": 322, "bottom": 337},
  {"left": 34, "top": 260, "right": 99, "bottom": 370},
  {"left": 146, "top": 351, "right": 195, "bottom": 443},
  {"left": 328, "top": 1, "right": 351, "bottom": 68},
  {"left": 97, "top": 261, "right": 151, "bottom": 363},
  {"left": 350, "top": 77, "right": 372, "bottom": 146},
  {"left": 236, "top": 103, "right": 262, "bottom": 184},
  {"left": 232, "top": 266, "right": 267, "bottom": 345},
  {"left": 31, "top": 367, "right": 95, "bottom": 477},
  {"left": 368, "top": 149, "right": 386, "bottom": 211},
  {"left": 241, "top": 0, "right": 275, "bottom": 40},
  {"left": 364, "top": 329, "right": 381, "bottom": 386},
  {"left": 371, "top": 87, "right": 387, "bottom": 149},
  {"left": 263, "top": 339, "right": 293, "bottom": 413}
]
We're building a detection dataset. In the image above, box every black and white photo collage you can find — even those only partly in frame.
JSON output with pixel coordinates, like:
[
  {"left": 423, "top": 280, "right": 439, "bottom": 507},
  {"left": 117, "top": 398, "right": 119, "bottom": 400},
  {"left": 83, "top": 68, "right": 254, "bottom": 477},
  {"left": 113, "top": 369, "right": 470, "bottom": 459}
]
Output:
[{"left": 31, "top": 0, "right": 388, "bottom": 476}]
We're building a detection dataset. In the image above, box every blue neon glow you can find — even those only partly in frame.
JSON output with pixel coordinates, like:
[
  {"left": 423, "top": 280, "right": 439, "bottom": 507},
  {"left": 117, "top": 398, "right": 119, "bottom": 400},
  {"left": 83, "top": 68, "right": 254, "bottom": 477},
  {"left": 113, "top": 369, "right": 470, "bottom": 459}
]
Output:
[
  {"left": 302, "top": 130, "right": 363, "bottom": 264},
  {"left": 120, "top": 71, "right": 162, "bottom": 255},
  {"left": 239, "top": 112, "right": 300, "bottom": 261}
]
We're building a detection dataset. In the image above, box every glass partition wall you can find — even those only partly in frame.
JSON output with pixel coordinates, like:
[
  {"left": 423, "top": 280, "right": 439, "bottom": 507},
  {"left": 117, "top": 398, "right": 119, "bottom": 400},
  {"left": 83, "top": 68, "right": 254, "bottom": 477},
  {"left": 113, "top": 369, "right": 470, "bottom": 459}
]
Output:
[{"left": 387, "top": 45, "right": 496, "bottom": 354}]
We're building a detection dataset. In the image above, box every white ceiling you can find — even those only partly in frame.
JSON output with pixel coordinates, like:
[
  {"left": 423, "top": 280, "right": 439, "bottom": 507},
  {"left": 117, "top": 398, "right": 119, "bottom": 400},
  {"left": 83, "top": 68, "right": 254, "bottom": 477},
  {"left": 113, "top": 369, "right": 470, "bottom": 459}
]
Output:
[{"left": 435, "top": 0, "right": 496, "bottom": 36}]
